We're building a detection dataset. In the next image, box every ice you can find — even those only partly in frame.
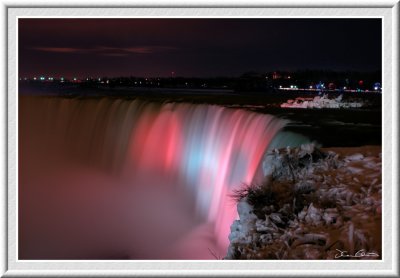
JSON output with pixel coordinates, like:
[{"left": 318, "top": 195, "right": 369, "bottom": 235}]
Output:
[
  {"left": 281, "top": 94, "right": 364, "bottom": 109},
  {"left": 225, "top": 145, "right": 382, "bottom": 260}
]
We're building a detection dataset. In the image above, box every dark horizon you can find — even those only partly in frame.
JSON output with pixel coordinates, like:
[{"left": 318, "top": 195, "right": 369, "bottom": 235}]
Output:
[{"left": 19, "top": 18, "right": 382, "bottom": 79}]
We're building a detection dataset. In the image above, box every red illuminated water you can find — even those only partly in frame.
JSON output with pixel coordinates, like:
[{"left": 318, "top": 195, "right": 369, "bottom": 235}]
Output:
[{"left": 19, "top": 97, "right": 291, "bottom": 259}]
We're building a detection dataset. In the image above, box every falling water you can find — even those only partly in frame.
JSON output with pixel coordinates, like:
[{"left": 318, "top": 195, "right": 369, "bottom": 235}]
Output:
[{"left": 19, "top": 96, "right": 306, "bottom": 259}]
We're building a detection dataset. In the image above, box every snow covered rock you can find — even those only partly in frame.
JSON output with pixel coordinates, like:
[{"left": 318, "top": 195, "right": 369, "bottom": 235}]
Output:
[
  {"left": 280, "top": 94, "right": 364, "bottom": 109},
  {"left": 225, "top": 145, "right": 381, "bottom": 260}
]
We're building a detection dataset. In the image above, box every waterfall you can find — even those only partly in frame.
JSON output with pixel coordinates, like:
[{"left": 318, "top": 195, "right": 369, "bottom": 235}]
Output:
[{"left": 19, "top": 96, "right": 304, "bottom": 259}]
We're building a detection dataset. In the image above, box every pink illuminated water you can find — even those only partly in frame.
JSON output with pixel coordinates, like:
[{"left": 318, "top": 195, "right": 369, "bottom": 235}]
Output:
[{"left": 19, "top": 97, "right": 289, "bottom": 259}]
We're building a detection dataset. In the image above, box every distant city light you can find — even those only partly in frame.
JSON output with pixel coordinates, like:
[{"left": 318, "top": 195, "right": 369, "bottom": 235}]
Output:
[
  {"left": 21, "top": 71, "right": 380, "bottom": 95},
  {"left": 373, "top": 82, "right": 381, "bottom": 91},
  {"left": 315, "top": 81, "right": 325, "bottom": 90}
]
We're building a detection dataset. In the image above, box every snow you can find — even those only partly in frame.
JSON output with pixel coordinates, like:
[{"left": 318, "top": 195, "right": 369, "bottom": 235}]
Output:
[
  {"left": 225, "top": 144, "right": 381, "bottom": 260},
  {"left": 280, "top": 94, "right": 364, "bottom": 109},
  {"left": 344, "top": 153, "right": 364, "bottom": 161}
]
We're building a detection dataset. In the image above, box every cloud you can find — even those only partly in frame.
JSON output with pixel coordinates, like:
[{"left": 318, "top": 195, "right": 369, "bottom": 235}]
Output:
[
  {"left": 95, "top": 46, "right": 152, "bottom": 55},
  {"left": 123, "top": 46, "right": 178, "bottom": 54},
  {"left": 97, "top": 46, "right": 178, "bottom": 55},
  {"left": 100, "top": 53, "right": 129, "bottom": 57},
  {"left": 31, "top": 46, "right": 179, "bottom": 56},
  {"left": 31, "top": 47, "right": 85, "bottom": 53},
  {"left": 122, "top": 47, "right": 153, "bottom": 54}
]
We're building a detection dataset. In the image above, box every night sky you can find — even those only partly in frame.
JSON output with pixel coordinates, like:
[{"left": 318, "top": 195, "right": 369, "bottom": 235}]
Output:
[{"left": 18, "top": 18, "right": 382, "bottom": 78}]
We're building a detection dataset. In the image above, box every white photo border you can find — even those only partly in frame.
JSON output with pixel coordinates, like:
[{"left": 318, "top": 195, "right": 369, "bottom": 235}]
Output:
[{"left": 2, "top": 2, "right": 399, "bottom": 277}]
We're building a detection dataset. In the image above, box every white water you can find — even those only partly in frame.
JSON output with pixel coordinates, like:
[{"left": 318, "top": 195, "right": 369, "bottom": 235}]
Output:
[{"left": 19, "top": 96, "right": 306, "bottom": 259}]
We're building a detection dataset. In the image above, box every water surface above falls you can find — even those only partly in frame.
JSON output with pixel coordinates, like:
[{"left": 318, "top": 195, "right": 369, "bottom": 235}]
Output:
[
  {"left": 19, "top": 82, "right": 382, "bottom": 148},
  {"left": 19, "top": 96, "right": 308, "bottom": 259}
]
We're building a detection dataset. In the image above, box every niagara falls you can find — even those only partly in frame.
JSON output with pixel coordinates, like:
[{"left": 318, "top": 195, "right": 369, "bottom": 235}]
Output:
[{"left": 16, "top": 18, "right": 383, "bottom": 262}]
